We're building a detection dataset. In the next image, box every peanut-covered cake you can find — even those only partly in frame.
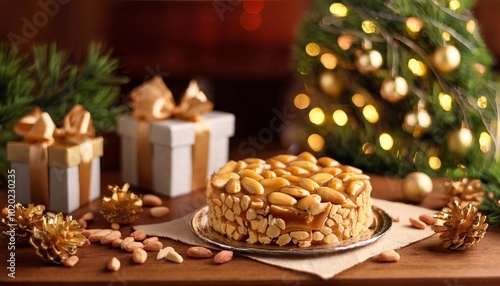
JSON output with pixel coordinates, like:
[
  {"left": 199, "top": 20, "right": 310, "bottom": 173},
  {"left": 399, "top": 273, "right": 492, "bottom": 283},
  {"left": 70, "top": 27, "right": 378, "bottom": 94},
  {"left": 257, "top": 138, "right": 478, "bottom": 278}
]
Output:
[{"left": 206, "top": 152, "right": 374, "bottom": 248}]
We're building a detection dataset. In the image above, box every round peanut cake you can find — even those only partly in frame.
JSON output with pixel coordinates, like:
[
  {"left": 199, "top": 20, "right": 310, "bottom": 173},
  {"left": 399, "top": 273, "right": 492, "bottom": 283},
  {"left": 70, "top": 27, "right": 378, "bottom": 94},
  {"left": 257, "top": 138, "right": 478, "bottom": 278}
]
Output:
[{"left": 206, "top": 152, "right": 374, "bottom": 248}]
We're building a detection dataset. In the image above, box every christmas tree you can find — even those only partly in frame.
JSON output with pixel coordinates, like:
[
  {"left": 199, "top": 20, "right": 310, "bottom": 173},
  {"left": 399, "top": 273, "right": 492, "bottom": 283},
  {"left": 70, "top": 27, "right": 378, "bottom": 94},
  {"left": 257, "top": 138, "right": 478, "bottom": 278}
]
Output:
[{"left": 293, "top": 0, "right": 500, "bottom": 224}]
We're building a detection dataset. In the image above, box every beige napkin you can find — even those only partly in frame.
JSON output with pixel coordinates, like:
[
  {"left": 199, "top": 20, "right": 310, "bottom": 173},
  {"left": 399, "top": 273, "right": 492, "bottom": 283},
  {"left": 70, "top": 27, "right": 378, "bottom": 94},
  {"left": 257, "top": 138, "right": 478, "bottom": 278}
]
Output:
[{"left": 135, "top": 198, "right": 435, "bottom": 279}]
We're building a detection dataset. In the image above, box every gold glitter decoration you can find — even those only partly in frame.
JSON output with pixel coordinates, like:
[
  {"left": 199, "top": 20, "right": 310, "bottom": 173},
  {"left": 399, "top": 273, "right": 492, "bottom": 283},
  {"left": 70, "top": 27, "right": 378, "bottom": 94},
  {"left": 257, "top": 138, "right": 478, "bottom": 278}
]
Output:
[
  {"left": 99, "top": 183, "right": 143, "bottom": 224},
  {"left": 433, "top": 200, "right": 488, "bottom": 250},
  {"left": 2, "top": 203, "right": 44, "bottom": 243},
  {"left": 444, "top": 178, "right": 484, "bottom": 208},
  {"left": 30, "top": 213, "right": 86, "bottom": 264}
]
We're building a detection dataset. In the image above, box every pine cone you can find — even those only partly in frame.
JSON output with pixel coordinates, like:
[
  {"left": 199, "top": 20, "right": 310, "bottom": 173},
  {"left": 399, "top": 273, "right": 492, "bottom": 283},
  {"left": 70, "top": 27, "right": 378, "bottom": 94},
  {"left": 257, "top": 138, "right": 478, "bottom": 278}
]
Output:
[
  {"left": 433, "top": 200, "right": 488, "bottom": 250},
  {"left": 99, "top": 183, "right": 143, "bottom": 224},
  {"left": 30, "top": 213, "right": 86, "bottom": 264},
  {"left": 2, "top": 203, "right": 44, "bottom": 243},
  {"left": 443, "top": 178, "right": 484, "bottom": 208}
]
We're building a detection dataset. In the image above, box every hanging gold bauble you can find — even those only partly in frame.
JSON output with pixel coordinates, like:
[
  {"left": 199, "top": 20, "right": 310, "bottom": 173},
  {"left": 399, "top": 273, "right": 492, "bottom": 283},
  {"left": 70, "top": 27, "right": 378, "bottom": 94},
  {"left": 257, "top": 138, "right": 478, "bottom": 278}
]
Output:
[
  {"left": 380, "top": 77, "right": 408, "bottom": 103},
  {"left": 319, "top": 71, "right": 344, "bottom": 97},
  {"left": 432, "top": 45, "right": 461, "bottom": 73},
  {"left": 356, "top": 50, "right": 383, "bottom": 74},
  {"left": 402, "top": 172, "right": 433, "bottom": 203},
  {"left": 402, "top": 109, "right": 431, "bottom": 138},
  {"left": 448, "top": 127, "right": 473, "bottom": 154}
]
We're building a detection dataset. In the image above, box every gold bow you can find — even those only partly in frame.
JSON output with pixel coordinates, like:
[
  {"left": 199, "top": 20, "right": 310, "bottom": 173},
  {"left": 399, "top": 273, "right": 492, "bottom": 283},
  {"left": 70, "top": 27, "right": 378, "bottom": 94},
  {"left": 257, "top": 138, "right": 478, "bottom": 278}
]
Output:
[
  {"left": 14, "top": 105, "right": 96, "bottom": 209},
  {"left": 131, "top": 76, "right": 213, "bottom": 122},
  {"left": 130, "top": 76, "right": 213, "bottom": 191},
  {"left": 14, "top": 108, "right": 56, "bottom": 207}
]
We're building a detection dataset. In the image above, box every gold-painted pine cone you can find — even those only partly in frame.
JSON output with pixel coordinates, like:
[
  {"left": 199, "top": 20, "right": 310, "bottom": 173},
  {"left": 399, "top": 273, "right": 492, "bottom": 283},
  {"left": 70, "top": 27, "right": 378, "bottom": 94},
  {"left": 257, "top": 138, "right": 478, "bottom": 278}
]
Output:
[
  {"left": 2, "top": 203, "right": 44, "bottom": 243},
  {"left": 30, "top": 213, "right": 86, "bottom": 264},
  {"left": 99, "top": 183, "right": 143, "bottom": 224},
  {"left": 433, "top": 200, "right": 488, "bottom": 250}
]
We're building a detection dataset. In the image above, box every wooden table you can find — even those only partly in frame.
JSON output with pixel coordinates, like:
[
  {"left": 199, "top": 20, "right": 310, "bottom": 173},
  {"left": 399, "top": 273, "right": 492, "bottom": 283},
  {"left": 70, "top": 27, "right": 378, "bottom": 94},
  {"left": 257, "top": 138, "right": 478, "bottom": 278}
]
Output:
[{"left": 1, "top": 172, "right": 499, "bottom": 286}]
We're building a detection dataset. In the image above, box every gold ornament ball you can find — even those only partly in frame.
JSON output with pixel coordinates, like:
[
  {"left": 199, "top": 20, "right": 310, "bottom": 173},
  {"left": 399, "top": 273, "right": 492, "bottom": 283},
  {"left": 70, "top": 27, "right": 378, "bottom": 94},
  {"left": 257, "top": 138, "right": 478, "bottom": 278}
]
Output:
[
  {"left": 319, "top": 71, "right": 344, "bottom": 97},
  {"left": 357, "top": 50, "right": 383, "bottom": 74},
  {"left": 402, "top": 172, "right": 433, "bottom": 203},
  {"left": 432, "top": 45, "right": 461, "bottom": 73},
  {"left": 380, "top": 77, "right": 408, "bottom": 103},
  {"left": 448, "top": 127, "right": 473, "bottom": 154}
]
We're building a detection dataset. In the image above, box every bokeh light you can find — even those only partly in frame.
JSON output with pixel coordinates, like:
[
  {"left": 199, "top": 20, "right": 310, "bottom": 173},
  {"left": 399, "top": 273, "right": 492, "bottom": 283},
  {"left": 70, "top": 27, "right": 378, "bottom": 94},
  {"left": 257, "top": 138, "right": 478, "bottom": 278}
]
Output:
[
  {"left": 294, "top": 93, "right": 310, "bottom": 109},
  {"left": 333, "top": 110, "right": 348, "bottom": 126},
  {"left": 439, "top": 92, "right": 453, "bottom": 111},
  {"left": 406, "top": 17, "right": 423, "bottom": 32},
  {"left": 466, "top": 20, "right": 475, "bottom": 34},
  {"left": 408, "top": 58, "right": 427, "bottom": 76},
  {"left": 352, "top": 94, "right": 365, "bottom": 107},
  {"left": 305, "top": 42, "right": 321, "bottom": 56},
  {"left": 479, "top": 132, "right": 492, "bottom": 153},
  {"left": 363, "top": 105, "right": 379, "bottom": 123},
  {"left": 243, "top": 0, "right": 265, "bottom": 14},
  {"left": 240, "top": 12, "right": 261, "bottom": 30},
  {"left": 361, "top": 20, "right": 377, "bottom": 33},
  {"left": 477, "top": 96, "right": 488, "bottom": 109},
  {"left": 308, "top": 134, "right": 325, "bottom": 152},
  {"left": 320, "top": 53, "right": 338, "bottom": 69},
  {"left": 309, "top": 107, "right": 326, "bottom": 125},
  {"left": 379, "top": 133, "right": 394, "bottom": 150},
  {"left": 429, "top": 157, "right": 442, "bottom": 170},
  {"left": 329, "top": 3, "right": 348, "bottom": 17}
]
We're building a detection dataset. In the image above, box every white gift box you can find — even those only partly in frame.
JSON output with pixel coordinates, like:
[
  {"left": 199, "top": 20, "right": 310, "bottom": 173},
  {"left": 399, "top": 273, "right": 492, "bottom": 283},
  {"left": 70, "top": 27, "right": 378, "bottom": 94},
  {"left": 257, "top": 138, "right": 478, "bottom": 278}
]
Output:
[
  {"left": 7, "top": 138, "right": 103, "bottom": 213},
  {"left": 117, "top": 111, "right": 235, "bottom": 197}
]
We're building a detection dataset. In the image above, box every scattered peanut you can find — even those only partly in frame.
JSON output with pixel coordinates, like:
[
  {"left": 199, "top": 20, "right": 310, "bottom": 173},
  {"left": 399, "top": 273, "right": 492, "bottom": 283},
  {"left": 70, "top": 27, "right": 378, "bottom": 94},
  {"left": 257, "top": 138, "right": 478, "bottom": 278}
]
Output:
[
  {"left": 156, "top": 246, "right": 173, "bottom": 260},
  {"left": 81, "top": 212, "right": 94, "bottom": 221},
  {"left": 77, "top": 218, "right": 87, "bottom": 229},
  {"left": 111, "top": 223, "right": 120, "bottom": 230},
  {"left": 1, "top": 207, "right": 8, "bottom": 216},
  {"left": 377, "top": 250, "right": 400, "bottom": 262},
  {"left": 38, "top": 205, "right": 46, "bottom": 212},
  {"left": 132, "top": 248, "right": 148, "bottom": 264},
  {"left": 100, "top": 230, "right": 122, "bottom": 245},
  {"left": 166, "top": 249, "right": 183, "bottom": 264},
  {"left": 392, "top": 216, "right": 400, "bottom": 222},
  {"left": 82, "top": 238, "right": 91, "bottom": 247},
  {"left": 143, "top": 240, "right": 163, "bottom": 252},
  {"left": 187, "top": 246, "right": 212, "bottom": 258},
  {"left": 108, "top": 257, "right": 120, "bottom": 271},
  {"left": 82, "top": 229, "right": 102, "bottom": 238},
  {"left": 120, "top": 237, "right": 135, "bottom": 249},
  {"left": 88, "top": 229, "right": 113, "bottom": 242},
  {"left": 46, "top": 211, "right": 56, "bottom": 219},
  {"left": 143, "top": 194, "right": 163, "bottom": 207},
  {"left": 112, "top": 238, "right": 123, "bottom": 248},
  {"left": 130, "top": 230, "right": 147, "bottom": 241},
  {"left": 150, "top": 206, "right": 170, "bottom": 218},
  {"left": 409, "top": 217, "right": 426, "bottom": 229},
  {"left": 419, "top": 214, "right": 436, "bottom": 225},
  {"left": 123, "top": 242, "right": 144, "bottom": 252},
  {"left": 213, "top": 250, "right": 233, "bottom": 264},
  {"left": 143, "top": 236, "right": 159, "bottom": 245},
  {"left": 62, "top": 256, "right": 79, "bottom": 267}
]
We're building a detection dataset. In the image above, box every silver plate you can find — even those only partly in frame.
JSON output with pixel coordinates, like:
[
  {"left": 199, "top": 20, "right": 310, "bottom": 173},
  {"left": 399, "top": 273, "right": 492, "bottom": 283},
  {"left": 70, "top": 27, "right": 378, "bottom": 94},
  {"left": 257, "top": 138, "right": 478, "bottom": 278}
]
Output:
[{"left": 190, "top": 205, "right": 392, "bottom": 255}]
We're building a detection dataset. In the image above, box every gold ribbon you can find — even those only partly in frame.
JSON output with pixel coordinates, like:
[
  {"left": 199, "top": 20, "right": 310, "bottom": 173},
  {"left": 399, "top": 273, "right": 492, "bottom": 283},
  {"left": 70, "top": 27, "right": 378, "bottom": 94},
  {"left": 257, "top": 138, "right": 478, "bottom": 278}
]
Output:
[
  {"left": 56, "top": 105, "right": 95, "bottom": 206},
  {"left": 14, "top": 105, "right": 95, "bottom": 208},
  {"left": 14, "top": 107, "right": 56, "bottom": 207},
  {"left": 131, "top": 76, "right": 213, "bottom": 191}
]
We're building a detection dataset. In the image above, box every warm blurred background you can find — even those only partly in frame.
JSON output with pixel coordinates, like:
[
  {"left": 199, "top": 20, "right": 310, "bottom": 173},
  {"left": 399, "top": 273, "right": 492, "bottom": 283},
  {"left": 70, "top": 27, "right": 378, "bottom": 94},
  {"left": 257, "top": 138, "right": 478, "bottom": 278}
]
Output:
[{"left": 1, "top": 0, "right": 500, "bottom": 170}]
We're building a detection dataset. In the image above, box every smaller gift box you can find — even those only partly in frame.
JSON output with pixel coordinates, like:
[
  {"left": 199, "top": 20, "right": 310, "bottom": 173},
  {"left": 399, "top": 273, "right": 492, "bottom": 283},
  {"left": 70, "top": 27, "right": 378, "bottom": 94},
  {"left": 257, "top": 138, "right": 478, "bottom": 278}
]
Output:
[
  {"left": 117, "top": 76, "right": 235, "bottom": 197},
  {"left": 7, "top": 105, "right": 103, "bottom": 214}
]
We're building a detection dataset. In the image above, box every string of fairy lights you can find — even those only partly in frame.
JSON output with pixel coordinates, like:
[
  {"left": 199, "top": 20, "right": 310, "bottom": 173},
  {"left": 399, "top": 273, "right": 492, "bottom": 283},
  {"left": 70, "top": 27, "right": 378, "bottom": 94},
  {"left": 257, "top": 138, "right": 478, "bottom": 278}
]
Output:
[{"left": 293, "top": 0, "right": 497, "bottom": 174}]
